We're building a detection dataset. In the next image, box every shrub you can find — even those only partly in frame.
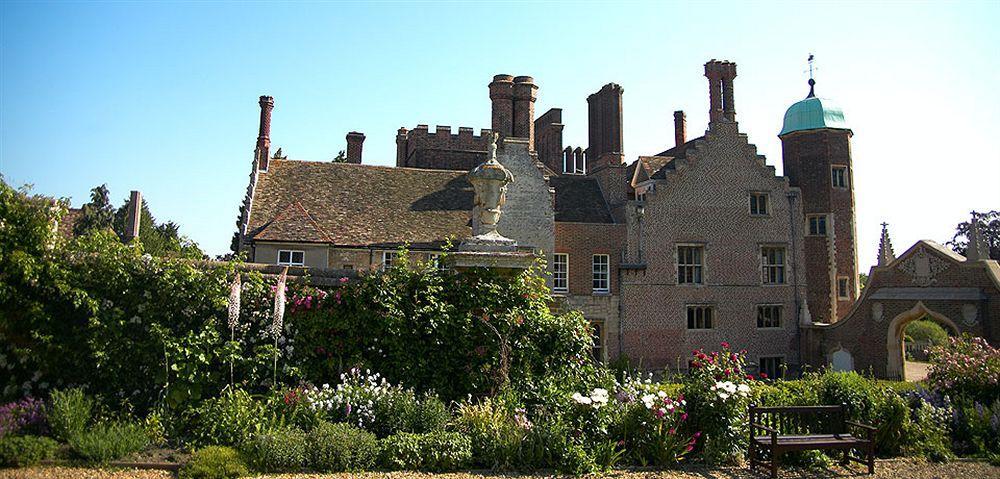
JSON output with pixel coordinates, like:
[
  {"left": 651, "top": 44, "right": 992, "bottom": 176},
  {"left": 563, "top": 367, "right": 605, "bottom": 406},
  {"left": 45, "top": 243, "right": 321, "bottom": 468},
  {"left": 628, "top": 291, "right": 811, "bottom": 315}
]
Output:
[
  {"left": 307, "top": 421, "right": 378, "bottom": 472},
  {"left": 241, "top": 426, "right": 306, "bottom": 473},
  {"left": 0, "top": 435, "right": 59, "bottom": 467},
  {"left": 683, "top": 342, "right": 754, "bottom": 464},
  {"left": 292, "top": 263, "right": 594, "bottom": 402},
  {"left": 48, "top": 388, "right": 93, "bottom": 441},
  {"left": 189, "top": 388, "right": 269, "bottom": 447},
  {"left": 301, "top": 369, "right": 447, "bottom": 437},
  {"left": 927, "top": 335, "right": 1000, "bottom": 404},
  {"left": 454, "top": 397, "right": 526, "bottom": 469},
  {"left": 180, "top": 446, "right": 249, "bottom": 479},
  {"left": 0, "top": 397, "right": 46, "bottom": 439},
  {"left": 378, "top": 431, "right": 472, "bottom": 471},
  {"left": 557, "top": 442, "right": 596, "bottom": 475},
  {"left": 69, "top": 420, "right": 149, "bottom": 463}
]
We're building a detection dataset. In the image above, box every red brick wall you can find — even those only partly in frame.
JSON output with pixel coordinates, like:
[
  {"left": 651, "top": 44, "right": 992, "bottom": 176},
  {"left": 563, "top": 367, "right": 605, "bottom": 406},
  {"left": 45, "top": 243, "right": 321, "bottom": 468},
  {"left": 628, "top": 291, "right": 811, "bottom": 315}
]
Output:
[
  {"left": 781, "top": 129, "right": 858, "bottom": 323},
  {"left": 555, "top": 222, "right": 625, "bottom": 296}
]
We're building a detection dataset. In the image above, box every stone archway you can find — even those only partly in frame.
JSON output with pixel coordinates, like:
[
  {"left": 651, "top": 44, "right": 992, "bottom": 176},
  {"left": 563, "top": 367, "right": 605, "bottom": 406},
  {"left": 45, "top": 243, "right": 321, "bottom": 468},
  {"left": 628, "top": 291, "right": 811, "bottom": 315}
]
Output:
[{"left": 885, "top": 302, "right": 960, "bottom": 380}]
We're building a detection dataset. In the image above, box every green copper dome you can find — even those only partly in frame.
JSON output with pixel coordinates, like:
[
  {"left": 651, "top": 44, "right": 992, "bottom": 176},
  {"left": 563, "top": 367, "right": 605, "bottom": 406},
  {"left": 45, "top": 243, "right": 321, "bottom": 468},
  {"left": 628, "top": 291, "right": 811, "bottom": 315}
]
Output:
[{"left": 779, "top": 81, "right": 850, "bottom": 136}]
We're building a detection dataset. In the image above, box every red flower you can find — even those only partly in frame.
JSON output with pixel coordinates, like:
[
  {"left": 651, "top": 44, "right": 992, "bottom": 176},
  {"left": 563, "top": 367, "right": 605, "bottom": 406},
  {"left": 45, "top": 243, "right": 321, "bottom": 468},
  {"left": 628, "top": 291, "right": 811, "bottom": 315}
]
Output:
[
  {"left": 721, "top": 341, "right": 730, "bottom": 349},
  {"left": 760, "top": 372, "right": 768, "bottom": 379},
  {"left": 724, "top": 369, "right": 732, "bottom": 376},
  {"left": 746, "top": 374, "right": 756, "bottom": 381}
]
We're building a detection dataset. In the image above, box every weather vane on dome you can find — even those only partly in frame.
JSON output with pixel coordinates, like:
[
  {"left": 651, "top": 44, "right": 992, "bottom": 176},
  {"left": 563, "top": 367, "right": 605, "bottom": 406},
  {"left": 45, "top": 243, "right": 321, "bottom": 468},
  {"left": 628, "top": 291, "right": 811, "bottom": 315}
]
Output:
[{"left": 806, "top": 53, "right": 817, "bottom": 98}]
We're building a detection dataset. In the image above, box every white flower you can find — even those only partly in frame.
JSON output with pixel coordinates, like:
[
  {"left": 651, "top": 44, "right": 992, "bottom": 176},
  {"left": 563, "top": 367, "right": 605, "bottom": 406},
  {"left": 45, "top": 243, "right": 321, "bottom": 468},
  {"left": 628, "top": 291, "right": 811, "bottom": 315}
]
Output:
[
  {"left": 657, "top": 390, "right": 667, "bottom": 398},
  {"left": 572, "top": 392, "right": 593, "bottom": 405},
  {"left": 641, "top": 394, "right": 656, "bottom": 409},
  {"left": 719, "top": 392, "right": 730, "bottom": 400}
]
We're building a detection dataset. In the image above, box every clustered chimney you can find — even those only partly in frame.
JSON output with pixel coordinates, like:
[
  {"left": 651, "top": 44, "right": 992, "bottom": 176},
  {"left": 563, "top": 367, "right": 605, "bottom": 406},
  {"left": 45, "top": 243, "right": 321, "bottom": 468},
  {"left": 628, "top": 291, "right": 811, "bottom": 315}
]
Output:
[
  {"left": 704, "top": 60, "right": 737, "bottom": 123},
  {"left": 489, "top": 74, "right": 537, "bottom": 150},
  {"left": 674, "top": 110, "right": 687, "bottom": 147},
  {"left": 346, "top": 131, "right": 365, "bottom": 163},
  {"left": 256, "top": 96, "right": 274, "bottom": 171},
  {"left": 587, "top": 83, "right": 624, "bottom": 162},
  {"left": 124, "top": 190, "right": 142, "bottom": 241}
]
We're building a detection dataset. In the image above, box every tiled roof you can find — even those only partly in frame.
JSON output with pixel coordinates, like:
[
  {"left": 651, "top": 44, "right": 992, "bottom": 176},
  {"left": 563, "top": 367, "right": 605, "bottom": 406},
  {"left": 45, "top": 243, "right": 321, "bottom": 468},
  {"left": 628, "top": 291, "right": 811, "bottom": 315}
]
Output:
[
  {"left": 247, "top": 159, "right": 616, "bottom": 247},
  {"left": 629, "top": 156, "right": 674, "bottom": 186},
  {"left": 549, "top": 176, "right": 614, "bottom": 224},
  {"left": 255, "top": 202, "right": 333, "bottom": 243},
  {"left": 248, "top": 160, "right": 473, "bottom": 247},
  {"left": 649, "top": 137, "right": 702, "bottom": 179}
]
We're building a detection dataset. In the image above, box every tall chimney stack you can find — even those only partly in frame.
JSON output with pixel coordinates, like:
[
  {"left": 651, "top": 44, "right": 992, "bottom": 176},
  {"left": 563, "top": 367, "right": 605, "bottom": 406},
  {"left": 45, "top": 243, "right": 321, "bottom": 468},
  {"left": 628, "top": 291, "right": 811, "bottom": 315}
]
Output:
[
  {"left": 587, "top": 83, "right": 624, "bottom": 163},
  {"left": 346, "top": 131, "right": 365, "bottom": 163},
  {"left": 257, "top": 95, "right": 274, "bottom": 171},
  {"left": 489, "top": 75, "right": 514, "bottom": 140},
  {"left": 124, "top": 190, "right": 142, "bottom": 241},
  {"left": 704, "top": 60, "right": 737, "bottom": 123},
  {"left": 512, "top": 76, "right": 538, "bottom": 151},
  {"left": 674, "top": 110, "right": 687, "bottom": 147}
]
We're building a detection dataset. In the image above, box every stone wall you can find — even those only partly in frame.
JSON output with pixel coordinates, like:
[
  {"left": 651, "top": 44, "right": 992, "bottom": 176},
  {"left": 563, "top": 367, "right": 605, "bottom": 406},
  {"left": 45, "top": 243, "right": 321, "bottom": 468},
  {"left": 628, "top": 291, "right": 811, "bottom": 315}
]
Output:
[
  {"left": 495, "top": 138, "right": 555, "bottom": 271},
  {"left": 253, "top": 242, "right": 330, "bottom": 268},
  {"left": 396, "top": 125, "right": 492, "bottom": 171},
  {"left": 805, "top": 244, "right": 1000, "bottom": 379}
]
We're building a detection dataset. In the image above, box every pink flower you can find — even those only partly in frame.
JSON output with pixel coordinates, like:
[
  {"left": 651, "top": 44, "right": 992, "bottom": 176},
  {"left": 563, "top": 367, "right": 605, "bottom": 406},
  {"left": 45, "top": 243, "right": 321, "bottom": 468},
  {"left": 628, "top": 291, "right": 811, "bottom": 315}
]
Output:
[
  {"left": 681, "top": 413, "right": 688, "bottom": 421},
  {"left": 721, "top": 341, "right": 730, "bottom": 349},
  {"left": 685, "top": 445, "right": 694, "bottom": 452}
]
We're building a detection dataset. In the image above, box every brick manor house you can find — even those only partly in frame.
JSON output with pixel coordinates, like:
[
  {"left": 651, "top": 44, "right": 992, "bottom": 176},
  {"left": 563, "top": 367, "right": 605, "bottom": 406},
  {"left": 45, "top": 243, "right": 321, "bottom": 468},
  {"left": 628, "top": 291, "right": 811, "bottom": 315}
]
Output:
[{"left": 233, "top": 60, "right": 1000, "bottom": 378}]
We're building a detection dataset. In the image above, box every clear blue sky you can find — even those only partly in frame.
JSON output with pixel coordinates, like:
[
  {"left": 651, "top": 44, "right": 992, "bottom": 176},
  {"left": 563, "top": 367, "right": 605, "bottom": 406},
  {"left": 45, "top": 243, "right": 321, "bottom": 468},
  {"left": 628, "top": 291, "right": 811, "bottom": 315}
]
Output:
[{"left": 2, "top": 1, "right": 998, "bottom": 267}]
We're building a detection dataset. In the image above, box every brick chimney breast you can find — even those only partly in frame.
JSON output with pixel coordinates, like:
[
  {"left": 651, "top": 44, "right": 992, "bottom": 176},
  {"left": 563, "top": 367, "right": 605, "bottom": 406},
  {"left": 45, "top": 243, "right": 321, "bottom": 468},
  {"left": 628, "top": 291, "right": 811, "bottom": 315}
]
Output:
[
  {"left": 257, "top": 95, "right": 274, "bottom": 171},
  {"left": 346, "top": 131, "right": 365, "bottom": 163},
  {"left": 489, "top": 74, "right": 514, "bottom": 139},
  {"left": 511, "top": 76, "right": 538, "bottom": 151}
]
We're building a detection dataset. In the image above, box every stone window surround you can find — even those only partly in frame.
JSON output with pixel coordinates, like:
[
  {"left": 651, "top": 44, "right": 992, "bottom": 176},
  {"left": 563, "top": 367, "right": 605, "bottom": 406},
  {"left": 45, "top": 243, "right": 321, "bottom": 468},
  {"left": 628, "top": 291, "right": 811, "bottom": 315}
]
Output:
[
  {"left": 553, "top": 253, "right": 569, "bottom": 293},
  {"left": 382, "top": 251, "right": 398, "bottom": 270},
  {"left": 831, "top": 165, "right": 849, "bottom": 189},
  {"left": 589, "top": 319, "right": 605, "bottom": 362},
  {"left": 676, "top": 243, "right": 707, "bottom": 286},
  {"left": 837, "top": 276, "right": 851, "bottom": 299},
  {"left": 749, "top": 191, "right": 770, "bottom": 216},
  {"left": 806, "top": 214, "right": 828, "bottom": 237},
  {"left": 686, "top": 303, "right": 715, "bottom": 330},
  {"left": 277, "top": 249, "right": 305, "bottom": 266},
  {"left": 759, "top": 244, "right": 787, "bottom": 285},
  {"left": 592, "top": 254, "right": 610, "bottom": 294},
  {"left": 755, "top": 303, "right": 784, "bottom": 329}
]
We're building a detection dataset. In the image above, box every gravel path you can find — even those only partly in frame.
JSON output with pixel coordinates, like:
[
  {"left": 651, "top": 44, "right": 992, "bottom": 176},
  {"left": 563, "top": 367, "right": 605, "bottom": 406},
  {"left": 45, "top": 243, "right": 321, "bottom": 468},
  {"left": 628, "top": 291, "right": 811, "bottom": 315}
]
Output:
[{"left": 2, "top": 458, "right": 996, "bottom": 479}]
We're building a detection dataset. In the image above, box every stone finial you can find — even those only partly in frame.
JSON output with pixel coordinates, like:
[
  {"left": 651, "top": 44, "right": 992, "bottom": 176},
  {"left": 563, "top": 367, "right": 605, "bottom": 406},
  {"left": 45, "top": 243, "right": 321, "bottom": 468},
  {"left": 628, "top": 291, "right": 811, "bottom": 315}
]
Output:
[
  {"left": 877, "top": 222, "right": 896, "bottom": 266},
  {"left": 800, "top": 298, "right": 813, "bottom": 325},
  {"left": 469, "top": 132, "right": 513, "bottom": 240},
  {"left": 966, "top": 212, "right": 989, "bottom": 262}
]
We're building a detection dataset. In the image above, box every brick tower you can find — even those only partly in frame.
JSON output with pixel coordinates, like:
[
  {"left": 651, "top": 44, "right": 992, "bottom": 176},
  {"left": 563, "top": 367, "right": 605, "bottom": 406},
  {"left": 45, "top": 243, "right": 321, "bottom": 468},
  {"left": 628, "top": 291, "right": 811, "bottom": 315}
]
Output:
[{"left": 779, "top": 78, "right": 858, "bottom": 323}]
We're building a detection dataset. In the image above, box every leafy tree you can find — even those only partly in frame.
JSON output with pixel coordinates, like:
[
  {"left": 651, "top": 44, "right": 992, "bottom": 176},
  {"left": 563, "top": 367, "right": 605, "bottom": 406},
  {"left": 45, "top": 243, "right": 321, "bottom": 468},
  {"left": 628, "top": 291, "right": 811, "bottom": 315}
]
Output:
[
  {"left": 859, "top": 273, "right": 868, "bottom": 293},
  {"left": 948, "top": 210, "right": 999, "bottom": 260},
  {"left": 904, "top": 318, "right": 950, "bottom": 345},
  {"left": 72, "top": 184, "right": 114, "bottom": 236},
  {"left": 332, "top": 150, "right": 348, "bottom": 163}
]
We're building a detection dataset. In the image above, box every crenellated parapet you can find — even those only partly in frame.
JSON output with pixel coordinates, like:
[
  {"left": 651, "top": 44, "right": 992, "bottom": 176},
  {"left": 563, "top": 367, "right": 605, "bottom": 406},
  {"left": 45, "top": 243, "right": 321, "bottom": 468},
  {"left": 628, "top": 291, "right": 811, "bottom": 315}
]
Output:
[{"left": 396, "top": 124, "right": 495, "bottom": 171}]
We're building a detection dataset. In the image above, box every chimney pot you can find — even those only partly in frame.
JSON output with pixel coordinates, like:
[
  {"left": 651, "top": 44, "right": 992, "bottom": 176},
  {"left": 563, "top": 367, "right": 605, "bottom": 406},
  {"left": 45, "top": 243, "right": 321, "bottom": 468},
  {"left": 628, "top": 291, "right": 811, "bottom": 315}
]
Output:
[{"left": 346, "top": 131, "right": 365, "bottom": 163}]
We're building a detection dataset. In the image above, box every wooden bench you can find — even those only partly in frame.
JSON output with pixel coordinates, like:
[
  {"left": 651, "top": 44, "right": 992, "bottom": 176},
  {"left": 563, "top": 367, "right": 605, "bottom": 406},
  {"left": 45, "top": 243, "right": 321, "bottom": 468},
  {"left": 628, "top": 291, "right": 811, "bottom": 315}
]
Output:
[{"left": 749, "top": 404, "right": 876, "bottom": 478}]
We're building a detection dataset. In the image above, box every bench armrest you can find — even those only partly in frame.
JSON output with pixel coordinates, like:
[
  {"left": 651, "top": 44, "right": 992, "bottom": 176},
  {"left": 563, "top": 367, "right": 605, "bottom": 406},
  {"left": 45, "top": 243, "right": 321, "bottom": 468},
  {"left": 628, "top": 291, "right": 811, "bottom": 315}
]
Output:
[
  {"left": 845, "top": 420, "right": 876, "bottom": 431},
  {"left": 751, "top": 422, "right": 779, "bottom": 435}
]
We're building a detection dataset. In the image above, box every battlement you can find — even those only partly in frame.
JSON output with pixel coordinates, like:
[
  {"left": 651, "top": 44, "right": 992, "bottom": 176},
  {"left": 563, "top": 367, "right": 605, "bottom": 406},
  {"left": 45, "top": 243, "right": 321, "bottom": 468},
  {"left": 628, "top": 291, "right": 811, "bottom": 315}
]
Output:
[{"left": 396, "top": 124, "right": 493, "bottom": 170}]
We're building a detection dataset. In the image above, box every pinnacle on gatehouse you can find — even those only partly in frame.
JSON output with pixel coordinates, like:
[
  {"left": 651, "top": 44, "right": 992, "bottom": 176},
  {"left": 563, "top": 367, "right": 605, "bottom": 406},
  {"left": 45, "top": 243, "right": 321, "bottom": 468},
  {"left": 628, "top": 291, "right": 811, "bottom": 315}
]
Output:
[
  {"left": 966, "top": 212, "right": 989, "bottom": 262},
  {"left": 877, "top": 222, "right": 896, "bottom": 266}
]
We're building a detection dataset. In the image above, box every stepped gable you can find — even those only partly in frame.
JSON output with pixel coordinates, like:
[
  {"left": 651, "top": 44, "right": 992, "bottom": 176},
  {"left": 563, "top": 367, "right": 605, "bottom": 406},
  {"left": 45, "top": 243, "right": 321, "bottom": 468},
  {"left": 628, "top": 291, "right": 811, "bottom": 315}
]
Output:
[
  {"left": 628, "top": 156, "right": 674, "bottom": 187},
  {"left": 550, "top": 176, "right": 614, "bottom": 224},
  {"left": 247, "top": 160, "right": 473, "bottom": 247},
  {"left": 649, "top": 137, "right": 702, "bottom": 179}
]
